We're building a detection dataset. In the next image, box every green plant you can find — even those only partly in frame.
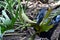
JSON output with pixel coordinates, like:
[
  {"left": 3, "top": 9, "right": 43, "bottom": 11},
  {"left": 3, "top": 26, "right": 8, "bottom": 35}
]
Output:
[
  {"left": 0, "top": 0, "right": 19, "bottom": 39},
  {"left": 0, "top": 0, "right": 60, "bottom": 40},
  {"left": 0, "top": 0, "right": 35, "bottom": 39}
]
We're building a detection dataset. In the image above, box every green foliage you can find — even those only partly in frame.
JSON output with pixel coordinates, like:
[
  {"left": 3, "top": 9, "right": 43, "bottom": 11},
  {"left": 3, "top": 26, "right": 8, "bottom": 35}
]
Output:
[
  {"left": 0, "top": 0, "right": 19, "bottom": 37},
  {"left": 0, "top": 0, "right": 36, "bottom": 38},
  {"left": 39, "top": 8, "right": 53, "bottom": 32},
  {"left": 0, "top": 0, "right": 60, "bottom": 40}
]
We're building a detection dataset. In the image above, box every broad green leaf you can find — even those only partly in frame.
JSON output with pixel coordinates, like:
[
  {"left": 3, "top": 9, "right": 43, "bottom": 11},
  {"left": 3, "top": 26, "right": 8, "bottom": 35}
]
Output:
[
  {"left": 44, "top": 8, "right": 52, "bottom": 19},
  {"left": 17, "top": 0, "right": 36, "bottom": 24},
  {"left": 21, "top": 6, "right": 36, "bottom": 23},
  {"left": 2, "top": 10, "right": 11, "bottom": 26}
]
